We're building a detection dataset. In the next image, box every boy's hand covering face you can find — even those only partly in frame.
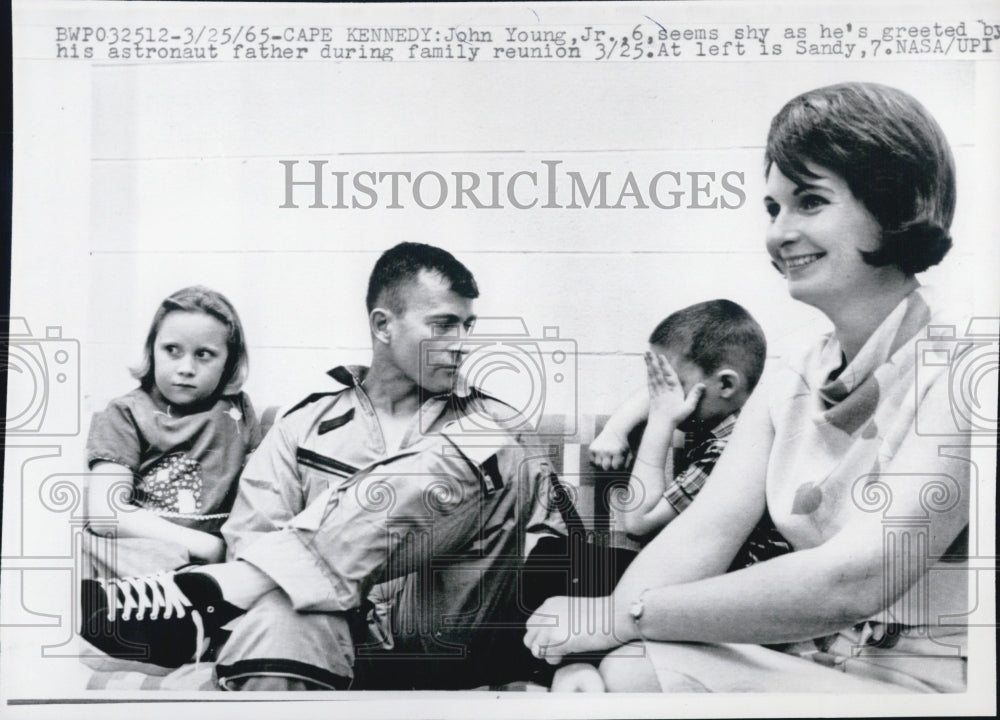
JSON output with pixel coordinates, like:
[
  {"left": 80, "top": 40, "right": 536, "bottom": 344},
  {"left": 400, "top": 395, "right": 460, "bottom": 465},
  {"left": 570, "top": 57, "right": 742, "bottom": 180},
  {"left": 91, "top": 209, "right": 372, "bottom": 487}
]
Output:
[{"left": 645, "top": 351, "right": 705, "bottom": 428}]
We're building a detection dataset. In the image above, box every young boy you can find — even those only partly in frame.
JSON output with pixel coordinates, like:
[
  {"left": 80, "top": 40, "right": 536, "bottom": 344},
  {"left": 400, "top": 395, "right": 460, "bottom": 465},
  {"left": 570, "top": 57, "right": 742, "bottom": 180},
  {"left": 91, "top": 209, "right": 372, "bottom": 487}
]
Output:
[
  {"left": 551, "top": 300, "right": 790, "bottom": 693},
  {"left": 590, "top": 299, "right": 789, "bottom": 565}
]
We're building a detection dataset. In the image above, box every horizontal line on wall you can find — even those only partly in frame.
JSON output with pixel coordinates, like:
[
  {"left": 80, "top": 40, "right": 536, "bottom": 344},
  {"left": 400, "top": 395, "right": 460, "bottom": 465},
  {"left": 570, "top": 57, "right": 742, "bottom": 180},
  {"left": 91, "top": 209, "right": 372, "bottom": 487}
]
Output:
[
  {"left": 90, "top": 146, "right": 769, "bottom": 162},
  {"left": 86, "top": 342, "right": 360, "bottom": 352},
  {"left": 89, "top": 249, "right": 769, "bottom": 255},
  {"left": 83, "top": 342, "right": 780, "bottom": 360}
]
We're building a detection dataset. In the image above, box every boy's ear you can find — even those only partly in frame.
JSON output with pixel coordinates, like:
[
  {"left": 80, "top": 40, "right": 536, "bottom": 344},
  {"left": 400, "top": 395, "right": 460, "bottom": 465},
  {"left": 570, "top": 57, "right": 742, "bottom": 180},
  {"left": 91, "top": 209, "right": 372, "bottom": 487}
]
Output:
[
  {"left": 370, "top": 308, "right": 392, "bottom": 344},
  {"left": 714, "top": 369, "right": 743, "bottom": 399}
]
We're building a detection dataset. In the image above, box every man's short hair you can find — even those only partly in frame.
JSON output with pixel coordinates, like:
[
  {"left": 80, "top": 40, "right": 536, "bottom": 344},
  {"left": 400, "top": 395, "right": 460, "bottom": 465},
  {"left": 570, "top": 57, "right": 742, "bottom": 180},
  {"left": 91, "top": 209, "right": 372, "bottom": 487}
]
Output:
[
  {"left": 366, "top": 242, "right": 479, "bottom": 314},
  {"left": 765, "top": 82, "right": 955, "bottom": 275},
  {"left": 649, "top": 299, "right": 767, "bottom": 392}
]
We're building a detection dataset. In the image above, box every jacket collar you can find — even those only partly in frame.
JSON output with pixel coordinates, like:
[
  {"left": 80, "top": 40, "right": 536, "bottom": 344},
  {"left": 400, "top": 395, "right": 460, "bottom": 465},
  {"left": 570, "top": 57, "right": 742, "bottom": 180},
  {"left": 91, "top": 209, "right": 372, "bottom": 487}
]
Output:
[{"left": 326, "top": 364, "right": 477, "bottom": 400}]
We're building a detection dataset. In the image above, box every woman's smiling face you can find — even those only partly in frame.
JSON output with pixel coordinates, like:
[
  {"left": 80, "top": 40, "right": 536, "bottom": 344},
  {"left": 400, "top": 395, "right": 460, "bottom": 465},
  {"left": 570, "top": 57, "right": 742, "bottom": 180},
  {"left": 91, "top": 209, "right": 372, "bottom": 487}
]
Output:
[{"left": 765, "top": 162, "right": 892, "bottom": 311}]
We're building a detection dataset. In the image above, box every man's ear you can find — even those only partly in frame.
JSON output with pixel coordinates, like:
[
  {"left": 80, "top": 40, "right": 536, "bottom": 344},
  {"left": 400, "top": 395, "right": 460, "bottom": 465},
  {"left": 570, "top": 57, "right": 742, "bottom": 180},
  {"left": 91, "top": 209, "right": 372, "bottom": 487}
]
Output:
[
  {"left": 715, "top": 369, "right": 743, "bottom": 399},
  {"left": 370, "top": 308, "right": 392, "bottom": 345}
]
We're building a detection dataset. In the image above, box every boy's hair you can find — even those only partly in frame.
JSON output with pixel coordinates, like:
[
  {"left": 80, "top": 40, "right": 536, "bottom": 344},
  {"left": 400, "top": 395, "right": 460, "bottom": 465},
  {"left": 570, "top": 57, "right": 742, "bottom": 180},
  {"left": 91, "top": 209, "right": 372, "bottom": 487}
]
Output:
[
  {"left": 366, "top": 242, "right": 479, "bottom": 314},
  {"left": 765, "top": 82, "right": 955, "bottom": 275},
  {"left": 132, "top": 285, "right": 249, "bottom": 397},
  {"left": 649, "top": 299, "right": 766, "bottom": 392}
]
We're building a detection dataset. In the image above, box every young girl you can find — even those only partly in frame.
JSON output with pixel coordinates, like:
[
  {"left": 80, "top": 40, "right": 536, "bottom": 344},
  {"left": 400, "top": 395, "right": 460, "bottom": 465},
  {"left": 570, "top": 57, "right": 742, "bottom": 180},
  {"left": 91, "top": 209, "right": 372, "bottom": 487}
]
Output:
[{"left": 83, "top": 286, "right": 261, "bottom": 579}]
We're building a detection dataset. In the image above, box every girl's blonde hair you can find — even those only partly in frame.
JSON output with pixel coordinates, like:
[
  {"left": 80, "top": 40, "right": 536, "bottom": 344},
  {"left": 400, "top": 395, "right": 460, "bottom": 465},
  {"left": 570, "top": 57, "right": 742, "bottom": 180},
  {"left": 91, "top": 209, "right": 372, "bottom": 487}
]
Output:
[{"left": 131, "top": 286, "right": 249, "bottom": 397}]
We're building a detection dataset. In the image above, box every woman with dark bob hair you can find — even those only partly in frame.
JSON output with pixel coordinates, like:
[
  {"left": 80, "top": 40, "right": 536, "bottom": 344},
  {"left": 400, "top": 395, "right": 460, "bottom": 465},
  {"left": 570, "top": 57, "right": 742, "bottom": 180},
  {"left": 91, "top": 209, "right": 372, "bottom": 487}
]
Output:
[{"left": 525, "top": 82, "right": 972, "bottom": 693}]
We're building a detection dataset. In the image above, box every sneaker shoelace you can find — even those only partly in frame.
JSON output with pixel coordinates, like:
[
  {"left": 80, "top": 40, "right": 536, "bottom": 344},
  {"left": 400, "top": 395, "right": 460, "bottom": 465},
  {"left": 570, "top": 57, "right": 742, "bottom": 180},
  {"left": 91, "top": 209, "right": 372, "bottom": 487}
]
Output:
[
  {"left": 101, "top": 572, "right": 192, "bottom": 622},
  {"left": 92, "top": 572, "right": 211, "bottom": 666}
]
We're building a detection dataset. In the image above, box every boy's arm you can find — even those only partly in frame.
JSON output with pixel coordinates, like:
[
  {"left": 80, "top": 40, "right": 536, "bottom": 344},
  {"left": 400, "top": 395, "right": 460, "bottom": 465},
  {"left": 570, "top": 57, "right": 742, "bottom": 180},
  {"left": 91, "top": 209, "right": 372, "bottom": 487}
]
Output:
[
  {"left": 590, "top": 389, "right": 648, "bottom": 471},
  {"left": 627, "top": 411, "right": 735, "bottom": 537},
  {"left": 621, "top": 352, "right": 704, "bottom": 537},
  {"left": 622, "top": 417, "right": 678, "bottom": 536}
]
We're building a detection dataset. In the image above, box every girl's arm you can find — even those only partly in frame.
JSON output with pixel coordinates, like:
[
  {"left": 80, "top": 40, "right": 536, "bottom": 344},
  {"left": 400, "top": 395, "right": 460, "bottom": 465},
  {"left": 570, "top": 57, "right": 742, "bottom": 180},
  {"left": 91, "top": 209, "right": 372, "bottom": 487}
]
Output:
[{"left": 86, "top": 461, "right": 225, "bottom": 564}]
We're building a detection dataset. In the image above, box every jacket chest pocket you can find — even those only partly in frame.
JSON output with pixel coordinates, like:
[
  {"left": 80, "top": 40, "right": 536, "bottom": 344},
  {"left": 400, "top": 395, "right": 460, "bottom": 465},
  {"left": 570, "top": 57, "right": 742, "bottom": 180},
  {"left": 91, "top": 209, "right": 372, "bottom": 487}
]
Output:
[{"left": 296, "top": 448, "right": 360, "bottom": 503}]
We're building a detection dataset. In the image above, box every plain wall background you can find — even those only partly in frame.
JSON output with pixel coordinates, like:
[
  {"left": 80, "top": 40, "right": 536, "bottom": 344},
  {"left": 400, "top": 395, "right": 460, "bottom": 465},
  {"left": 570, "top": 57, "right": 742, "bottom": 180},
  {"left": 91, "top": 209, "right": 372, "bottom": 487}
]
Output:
[{"left": 78, "top": 59, "right": 985, "bottom": 418}]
